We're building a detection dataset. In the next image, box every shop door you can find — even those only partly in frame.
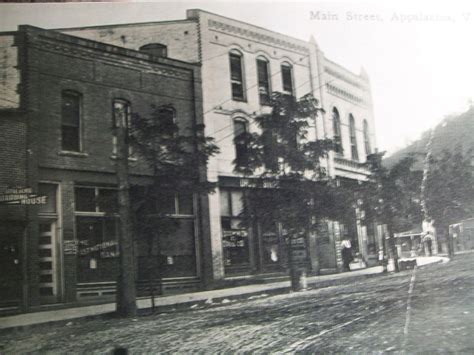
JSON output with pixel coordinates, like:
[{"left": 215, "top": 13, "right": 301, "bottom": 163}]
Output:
[
  {"left": 38, "top": 221, "right": 59, "bottom": 304},
  {"left": 0, "top": 223, "right": 22, "bottom": 309}
]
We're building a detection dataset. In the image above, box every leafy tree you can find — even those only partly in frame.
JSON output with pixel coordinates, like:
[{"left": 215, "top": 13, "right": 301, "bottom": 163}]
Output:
[
  {"left": 234, "top": 92, "right": 336, "bottom": 290},
  {"left": 423, "top": 147, "right": 474, "bottom": 256},
  {"left": 116, "top": 104, "right": 219, "bottom": 315},
  {"left": 360, "top": 152, "right": 423, "bottom": 271}
]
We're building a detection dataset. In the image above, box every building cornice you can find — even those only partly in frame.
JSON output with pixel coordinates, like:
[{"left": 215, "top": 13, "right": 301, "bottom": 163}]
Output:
[
  {"left": 326, "top": 83, "right": 367, "bottom": 107},
  {"left": 324, "top": 66, "right": 369, "bottom": 91},
  {"left": 207, "top": 19, "right": 310, "bottom": 55},
  {"left": 19, "top": 25, "right": 196, "bottom": 81}
]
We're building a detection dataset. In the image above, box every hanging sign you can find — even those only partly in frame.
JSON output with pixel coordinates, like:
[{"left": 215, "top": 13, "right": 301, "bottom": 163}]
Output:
[{"left": 0, "top": 187, "right": 47, "bottom": 205}]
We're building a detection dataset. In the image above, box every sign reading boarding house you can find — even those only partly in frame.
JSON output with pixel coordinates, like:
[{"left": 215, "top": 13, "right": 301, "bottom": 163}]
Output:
[{"left": 0, "top": 187, "right": 47, "bottom": 205}]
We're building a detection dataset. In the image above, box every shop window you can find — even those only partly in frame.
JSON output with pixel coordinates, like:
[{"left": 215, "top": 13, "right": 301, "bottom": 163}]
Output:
[
  {"left": 220, "top": 189, "right": 249, "bottom": 268},
  {"left": 61, "top": 91, "right": 82, "bottom": 152},
  {"left": 229, "top": 50, "right": 245, "bottom": 101},
  {"left": 257, "top": 56, "right": 271, "bottom": 105},
  {"left": 261, "top": 221, "right": 280, "bottom": 266},
  {"left": 332, "top": 107, "right": 343, "bottom": 155},
  {"left": 363, "top": 119, "right": 371, "bottom": 155},
  {"left": 349, "top": 114, "right": 359, "bottom": 161},
  {"left": 281, "top": 62, "right": 294, "bottom": 96},
  {"left": 76, "top": 216, "right": 120, "bottom": 283},
  {"left": 75, "top": 187, "right": 119, "bottom": 284}
]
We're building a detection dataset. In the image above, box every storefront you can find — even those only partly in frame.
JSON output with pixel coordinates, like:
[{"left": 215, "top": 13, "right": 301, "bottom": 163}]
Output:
[
  {"left": 219, "top": 177, "right": 293, "bottom": 276},
  {"left": 73, "top": 185, "right": 200, "bottom": 298}
]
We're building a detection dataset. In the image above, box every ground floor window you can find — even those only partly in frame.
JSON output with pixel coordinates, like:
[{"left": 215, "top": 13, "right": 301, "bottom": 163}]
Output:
[
  {"left": 76, "top": 216, "right": 120, "bottom": 283},
  {"left": 261, "top": 222, "right": 282, "bottom": 267},
  {"left": 220, "top": 189, "right": 250, "bottom": 269},
  {"left": 137, "top": 218, "right": 197, "bottom": 279},
  {"left": 75, "top": 186, "right": 120, "bottom": 284}
]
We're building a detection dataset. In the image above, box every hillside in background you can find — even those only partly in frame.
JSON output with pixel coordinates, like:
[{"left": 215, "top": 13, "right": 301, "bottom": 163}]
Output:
[{"left": 383, "top": 106, "right": 474, "bottom": 169}]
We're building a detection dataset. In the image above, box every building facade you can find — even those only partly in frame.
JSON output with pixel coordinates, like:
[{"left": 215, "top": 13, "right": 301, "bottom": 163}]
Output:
[
  {"left": 1, "top": 9, "right": 383, "bottom": 312},
  {"left": 0, "top": 25, "right": 207, "bottom": 311},
  {"left": 60, "top": 9, "right": 381, "bottom": 279}
]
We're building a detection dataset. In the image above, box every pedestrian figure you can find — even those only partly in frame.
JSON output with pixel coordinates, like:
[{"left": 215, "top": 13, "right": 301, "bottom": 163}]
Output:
[{"left": 341, "top": 238, "right": 353, "bottom": 271}]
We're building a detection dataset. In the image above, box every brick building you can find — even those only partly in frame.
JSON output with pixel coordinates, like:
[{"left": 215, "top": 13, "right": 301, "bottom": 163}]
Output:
[
  {"left": 61, "top": 9, "right": 382, "bottom": 279},
  {"left": 0, "top": 25, "right": 206, "bottom": 311}
]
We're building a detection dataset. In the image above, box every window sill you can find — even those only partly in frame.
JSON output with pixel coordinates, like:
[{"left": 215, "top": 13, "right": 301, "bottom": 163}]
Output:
[
  {"left": 59, "top": 151, "right": 88, "bottom": 158},
  {"left": 110, "top": 155, "right": 138, "bottom": 162},
  {"left": 232, "top": 97, "right": 247, "bottom": 103}
]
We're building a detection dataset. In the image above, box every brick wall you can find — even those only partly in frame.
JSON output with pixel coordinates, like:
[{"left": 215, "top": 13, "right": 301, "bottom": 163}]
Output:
[
  {"left": 0, "top": 35, "right": 20, "bottom": 109},
  {"left": 14, "top": 26, "right": 205, "bottom": 304},
  {"left": 63, "top": 21, "right": 200, "bottom": 63}
]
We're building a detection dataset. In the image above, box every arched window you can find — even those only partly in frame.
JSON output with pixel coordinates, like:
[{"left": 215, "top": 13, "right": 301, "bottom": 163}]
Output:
[
  {"left": 229, "top": 50, "right": 245, "bottom": 101},
  {"left": 281, "top": 62, "right": 294, "bottom": 96},
  {"left": 363, "top": 119, "right": 371, "bottom": 155},
  {"left": 61, "top": 90, "right": 82, "bottom": 152},
  {"left": 332, "top": 107, "right": 342, "bottom": 155},
  {"left": 234, "top": 118, "right": 248, "bottom": 167},
  {"left": 256, "top": 56, "right": 271, "bottom": 105},
  {"left": 349, "top": 114, "right": 359, "bottom": 161},
  {"left": 139, "top": 43, "right": 167, "bottom": 58}
]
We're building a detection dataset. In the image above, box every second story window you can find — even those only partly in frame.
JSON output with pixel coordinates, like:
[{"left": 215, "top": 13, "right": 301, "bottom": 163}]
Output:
[
  {"left": 281, "top": 62, "right": 294, "bottom": 96},
  {"left": 349, "top": 114, "right": 359, "bottom": 161},
  {"left": 112, "top": 99, "right": 133, "bottom": 157},
  {"left": 234, "top": 119, "right": 248, "bottom": 167},
  {"left": 332, "top": 107, "right": 343, "bottom": 155},
  {"left": 61, "top": 91, "right": 82, "bottom": 152},
  {"left": 257, "top": 57, "right": 271, "bottom": 105},
  {"left": 363, "top": 119, "right": 371, "bottom": 155},
  {"left": 229, "top": 50, "right": 245, "bottom": 101}
]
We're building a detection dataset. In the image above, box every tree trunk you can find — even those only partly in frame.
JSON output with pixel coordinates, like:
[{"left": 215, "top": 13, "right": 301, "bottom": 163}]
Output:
[
  {"left": 287, "top": 236, "right": 307, "bottom": 291},
  {"left": 115, "top": 116, "right": 137, "bottom": 317}
]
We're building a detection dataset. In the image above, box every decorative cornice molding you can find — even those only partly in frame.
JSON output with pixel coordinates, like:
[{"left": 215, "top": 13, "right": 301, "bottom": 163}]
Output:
[
  {"left": 326, "top": 83, "right": 366, "bottom": 106},
  {"left": 325, "top": 66, "right": 368, "bottom": 91},
  {"left": 31, "top": 35, "right": 191, "bottom": 81},
  {"left": 208, "top": 19, "right": 309, "bottom": 54},
  {"left": 334, "top": 157, "right": 370, "bottom": 175}
]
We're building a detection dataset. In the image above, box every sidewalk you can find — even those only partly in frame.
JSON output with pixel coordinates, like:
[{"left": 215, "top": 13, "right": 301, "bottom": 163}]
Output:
[{"left": 0, "top": 256, "right": 447, "bottom": 330}]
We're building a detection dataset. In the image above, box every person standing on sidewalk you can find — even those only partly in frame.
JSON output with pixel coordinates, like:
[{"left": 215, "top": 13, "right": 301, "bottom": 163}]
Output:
[{"left": 341, "top": 238, "right": 353, "bottom": 271}]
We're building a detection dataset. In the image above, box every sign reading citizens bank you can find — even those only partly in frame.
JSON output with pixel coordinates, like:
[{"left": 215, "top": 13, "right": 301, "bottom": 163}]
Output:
[{"left": 0, "top": 187, "right": 47, "bottom": 205}]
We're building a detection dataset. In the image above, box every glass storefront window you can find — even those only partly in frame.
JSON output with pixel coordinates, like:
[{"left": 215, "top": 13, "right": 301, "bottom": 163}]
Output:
[
  {"left": 220, "top": 189, "right": 250, "bottom": 268},
  {"left": 76, "top": 216, "right": 119, "bottom": 283}
]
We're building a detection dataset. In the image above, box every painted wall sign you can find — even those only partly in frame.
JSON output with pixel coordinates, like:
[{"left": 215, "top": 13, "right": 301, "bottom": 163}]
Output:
[{"left": 0, "top": 187, "right": 47, "bottom": 205}]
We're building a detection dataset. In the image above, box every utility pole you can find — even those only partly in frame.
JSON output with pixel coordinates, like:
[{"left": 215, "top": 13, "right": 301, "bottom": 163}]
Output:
[{"left": 114, "top": 102, "right": 137, "bottom": 317}]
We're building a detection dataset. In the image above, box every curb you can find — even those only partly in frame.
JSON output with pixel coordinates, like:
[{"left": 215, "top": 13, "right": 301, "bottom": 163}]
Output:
[{"left": 0, "top": 271, "right": 382, "bottom": 333}]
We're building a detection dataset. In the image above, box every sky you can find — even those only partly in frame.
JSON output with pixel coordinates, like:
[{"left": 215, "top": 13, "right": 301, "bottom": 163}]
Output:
[{"left": 1, "top": 0, "right": 473, "bottom": 155}]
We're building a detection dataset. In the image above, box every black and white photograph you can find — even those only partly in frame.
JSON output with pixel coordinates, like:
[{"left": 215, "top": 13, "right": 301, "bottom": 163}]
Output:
[{"left": 0, "top": 1, "right": 473, "bottom": 353}]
